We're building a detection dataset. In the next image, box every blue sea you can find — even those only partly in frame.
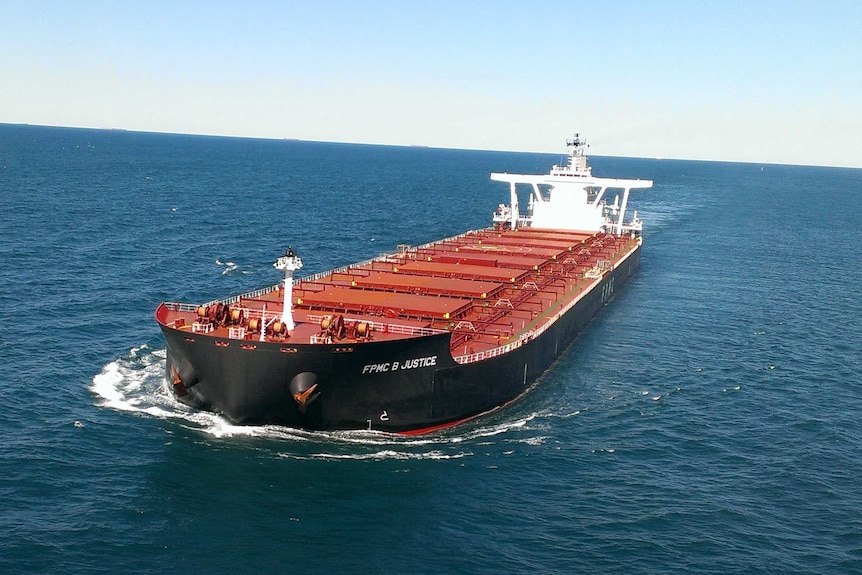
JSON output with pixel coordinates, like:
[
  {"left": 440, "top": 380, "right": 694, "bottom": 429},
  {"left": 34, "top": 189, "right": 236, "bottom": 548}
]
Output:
[{"left": 2, "top": 123, "right": 861, "bottom": 574}]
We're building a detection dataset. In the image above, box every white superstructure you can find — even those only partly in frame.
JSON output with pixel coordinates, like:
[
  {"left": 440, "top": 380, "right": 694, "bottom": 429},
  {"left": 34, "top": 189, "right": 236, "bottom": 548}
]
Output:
[{"left": 491, "top": 135, "right": 652, "bottom": 234}]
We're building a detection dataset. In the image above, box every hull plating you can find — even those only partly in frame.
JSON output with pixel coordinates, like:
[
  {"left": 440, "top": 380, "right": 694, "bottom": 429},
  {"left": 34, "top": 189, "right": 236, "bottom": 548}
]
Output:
[{"left": 160, "top": 244, "right": 640, "bottom": 433}]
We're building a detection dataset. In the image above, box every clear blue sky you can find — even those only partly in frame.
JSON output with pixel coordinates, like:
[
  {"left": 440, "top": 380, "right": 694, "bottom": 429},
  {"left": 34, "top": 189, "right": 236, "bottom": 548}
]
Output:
[{"left": 2, "top": 1, "right": 860, "bottom": 167}]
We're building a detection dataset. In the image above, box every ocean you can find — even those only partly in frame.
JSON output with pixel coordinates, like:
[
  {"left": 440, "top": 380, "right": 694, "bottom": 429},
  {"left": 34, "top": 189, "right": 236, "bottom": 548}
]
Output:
[{"left": 1, "top": 124, "right": 861, "bottom": 574}]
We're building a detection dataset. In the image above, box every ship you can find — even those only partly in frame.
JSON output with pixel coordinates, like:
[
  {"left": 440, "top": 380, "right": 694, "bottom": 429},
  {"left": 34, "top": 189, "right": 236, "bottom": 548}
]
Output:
[{"left": 155, "top": 135, "right": 653, "bottom": 434}]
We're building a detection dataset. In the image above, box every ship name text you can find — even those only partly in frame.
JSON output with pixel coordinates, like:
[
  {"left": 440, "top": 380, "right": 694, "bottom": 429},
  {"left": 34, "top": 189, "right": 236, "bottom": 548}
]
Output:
[{"left": 362, "top": 355, "right": 438, "bottom": 375}]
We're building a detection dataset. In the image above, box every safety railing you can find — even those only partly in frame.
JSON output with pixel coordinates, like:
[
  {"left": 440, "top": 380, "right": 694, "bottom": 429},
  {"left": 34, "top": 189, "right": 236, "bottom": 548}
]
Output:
[
  {"left": 305, "top": 313, "right": 447, "bottom": 339},
  {"left": 453, "top": 240, "right": 641, "bottom": 364}
]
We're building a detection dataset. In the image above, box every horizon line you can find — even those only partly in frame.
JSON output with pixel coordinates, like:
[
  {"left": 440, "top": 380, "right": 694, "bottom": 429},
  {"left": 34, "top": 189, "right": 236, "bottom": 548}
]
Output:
[{"left": 3, "top": 121, "right": 858, "bottom": 170}]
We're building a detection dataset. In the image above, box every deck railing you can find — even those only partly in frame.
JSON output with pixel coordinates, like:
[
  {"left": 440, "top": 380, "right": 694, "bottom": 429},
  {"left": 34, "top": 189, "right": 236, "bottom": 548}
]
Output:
[
  {"left": 163, "top": 235, "right": 640, "bottom": 360},
  {"left": 304, "top": 314, "right": 447, "bottom": 338},
  {"left": 452, "top": 240, "right": 640, "bottom": 364}
]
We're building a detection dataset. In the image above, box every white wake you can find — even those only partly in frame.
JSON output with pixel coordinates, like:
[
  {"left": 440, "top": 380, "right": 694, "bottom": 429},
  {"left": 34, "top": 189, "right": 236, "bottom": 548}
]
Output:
[{"left": 90, "top": 345, "right": 544, "bottom": 460}]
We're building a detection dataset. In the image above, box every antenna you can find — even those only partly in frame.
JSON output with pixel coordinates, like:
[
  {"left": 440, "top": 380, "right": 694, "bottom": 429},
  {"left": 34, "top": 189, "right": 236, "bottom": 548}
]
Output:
[{"left": 566, "top": 133, "right": 588, "bottom": 152}]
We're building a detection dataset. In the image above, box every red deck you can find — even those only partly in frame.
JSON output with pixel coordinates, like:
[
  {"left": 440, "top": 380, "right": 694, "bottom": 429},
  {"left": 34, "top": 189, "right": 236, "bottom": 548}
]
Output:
[
  {"left": 347, "top": 271, "right": 501, "bottom": 299},
  {"left": 157, "top": 228, "right": 639, "bottom": 357},
  {"left": 392, "top": 261, "right": 529, "bottom": 283},
  {"left": 425, "top": 251, "right": 547, "bottom": 269},
  {"left": 298, "top": 286, "right": 473, "bottom": 319}
]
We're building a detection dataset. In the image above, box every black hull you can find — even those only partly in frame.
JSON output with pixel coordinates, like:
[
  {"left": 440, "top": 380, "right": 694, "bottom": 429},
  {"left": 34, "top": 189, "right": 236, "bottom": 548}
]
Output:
[{"left": 161, "top": 245, "right": 640, "bottom": 433}]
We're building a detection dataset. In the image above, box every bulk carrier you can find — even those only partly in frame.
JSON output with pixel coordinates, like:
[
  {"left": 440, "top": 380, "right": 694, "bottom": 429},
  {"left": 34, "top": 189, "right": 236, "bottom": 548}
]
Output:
[{"left": 155, "top": 136, "right": 652, "bottom": 433}]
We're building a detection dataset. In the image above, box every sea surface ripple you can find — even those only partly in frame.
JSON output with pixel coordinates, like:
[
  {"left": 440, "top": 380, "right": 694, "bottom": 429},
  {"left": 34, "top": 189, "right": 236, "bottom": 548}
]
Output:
[{"left": 1, "top": 125, "right": 861, "bottom": 574}]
